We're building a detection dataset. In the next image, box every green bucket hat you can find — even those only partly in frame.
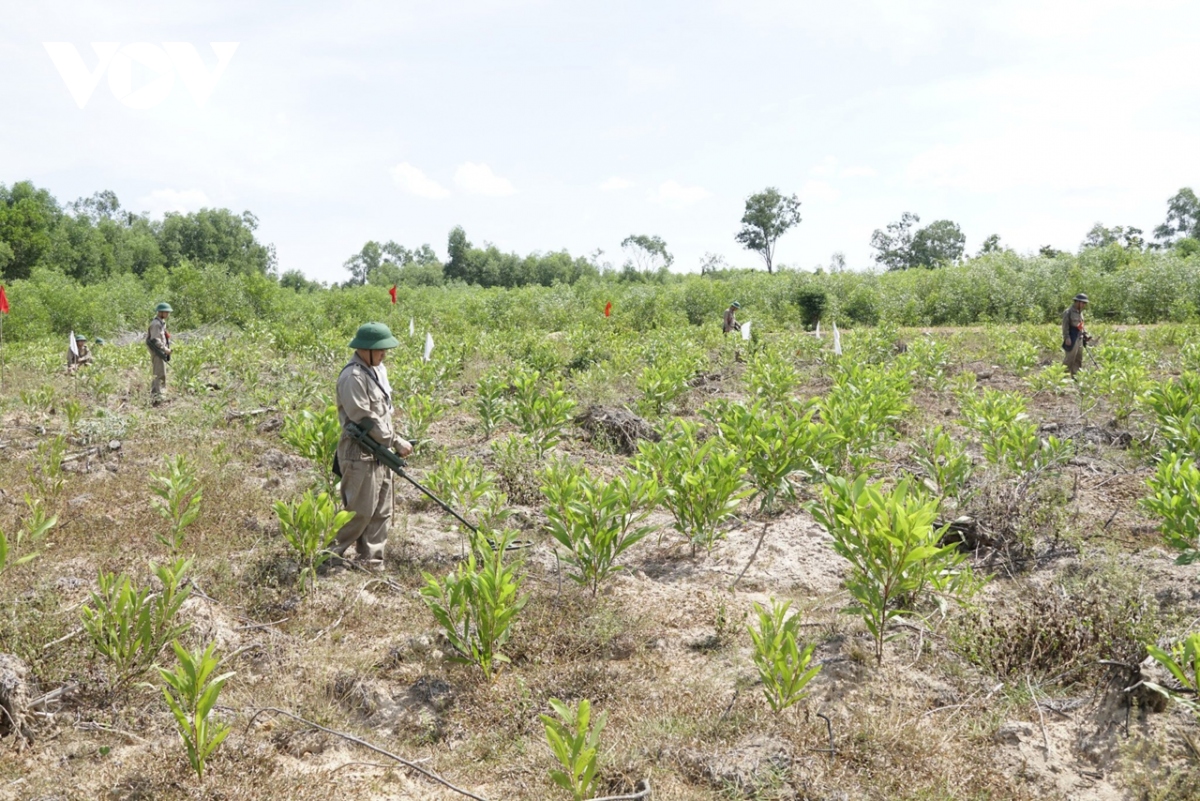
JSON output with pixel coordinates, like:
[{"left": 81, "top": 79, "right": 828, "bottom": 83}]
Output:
[
  {"left": 155, "top": 302, "right": 173, "bottom": 313},
  {"left": 74, "top": 334, "right": 88, "bottom": 342},
  {"left": 94, "top": 337, "right": 106, "bottom": 345},
  {"left": 731, "top": 301, "right": 741, "bottom": 309},
  {"left": 348, "top": 322, "right": 400, "bottom": 350}
]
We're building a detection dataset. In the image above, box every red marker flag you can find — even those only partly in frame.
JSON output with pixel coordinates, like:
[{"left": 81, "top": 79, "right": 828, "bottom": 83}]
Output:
[
  {"left": 0, "top": 286, "right": 8, "bottom": 314},
  {"left": 604, "top": 301, "right": 612, "bottom": 317},
  {"left": 389, "top": 285, "right": 397, "bottom": 304}
]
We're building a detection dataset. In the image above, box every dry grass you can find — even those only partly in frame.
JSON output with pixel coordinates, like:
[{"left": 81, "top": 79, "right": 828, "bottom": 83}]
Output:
[{"left": 0, "top": 330, "right": 1196, "bottom": 800}]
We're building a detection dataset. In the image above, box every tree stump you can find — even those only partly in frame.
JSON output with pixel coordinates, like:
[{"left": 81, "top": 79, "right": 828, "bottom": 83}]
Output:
[{"left": 575, "top": 406, "right": 660, "bottom": 455}]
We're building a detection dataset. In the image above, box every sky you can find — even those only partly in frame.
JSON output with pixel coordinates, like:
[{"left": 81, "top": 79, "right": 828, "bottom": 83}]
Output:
[{"left": 2, "top": 0, "right": 1199, "bottom": 283}]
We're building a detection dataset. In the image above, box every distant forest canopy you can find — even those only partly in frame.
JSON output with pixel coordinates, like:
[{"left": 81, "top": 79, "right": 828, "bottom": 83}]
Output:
[{"left": 1, "top": 180, "right": 1199, "bottom": 342}]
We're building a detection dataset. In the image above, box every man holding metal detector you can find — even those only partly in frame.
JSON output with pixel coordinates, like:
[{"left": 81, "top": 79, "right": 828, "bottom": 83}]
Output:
[
  {"left": 1061, "top": 293, "right": 1091, "bottom": 377},
  {"left": 334, "top": 322, "right": 412, "bottom": 567}
]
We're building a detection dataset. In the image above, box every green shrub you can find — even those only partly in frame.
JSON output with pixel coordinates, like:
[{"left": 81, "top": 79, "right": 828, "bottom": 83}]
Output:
[
  {"left": 636, "top": 360, "right": 694, "bottom": 417},
  {"left": 541, "top": 462, "right": 658, "bottom": 595},
  {"left": 475, "top": 370, "right": 507, "bottom": 438},
  {"left": 1146, "top": 634, "right": 1200, "bottom": 719},
  {"left": 910, "top": 425, "right": 973, "bottom": 504},
  {"left": 150, "top": 455, "right": 203, "bottom": 553},
  {"left": 747, "top": 598, "right": 822, "bottom": 713},
  {"left": 420, "top": 530, "right": 528, "bottom": 680},
  {"left": 273, "top": 491, "right": 354, "bottom": 591},
  {"left": 744, "top": 347, "right": 799, "bottom": 406},
  {"left": 1140, "top": 452, "right": 1200, "bottom": 564},
  {"left": 282, "top": 405, "right": 341, "bottom": 493},
  {"left": 635, "top": 419, "right": 752, "bottom": 556},
  {"left": 158, "top": 641, "right": 234, "bottom": 780},
  {"left": 506, "top": 368, "right": 576, "bottom": 456},
  {"left": 541, "top": 697, "right": 606, "bottom": 801},
  {"left": 81, "top": 558, "right": 193, "bottom": 689},
  {"left": 811, "top": 476, "right": 976, "bottom": 664}
]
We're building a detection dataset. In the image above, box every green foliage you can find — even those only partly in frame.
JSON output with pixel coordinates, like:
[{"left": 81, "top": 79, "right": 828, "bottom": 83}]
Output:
[
  {"left": 282, "top": 405, "right": 341, "bottom": 492},
  {"left": 901, "top": 336, "right": 952, "bottom": 391},
  {"left": 150, "top": 455, "right": 203, "bottom": 553},
  {"left": 811, "top": 476, "right": 976, "bottom": 664},
  {"left": 419, "top": 530, "right": 528, "bottom": 680},
  {"left": 399, "top": 392, "right": 445, "bottom": 445},
  {"left": 636, "top": 419, "right": 753, "bottom": 556},
  {"left": 490, "top": 432, "right": 541, "bottom": 505},
  {"left": 475, "top": 370, "right": 507, "bottom": 439},
  {"left": 1139, "top": 452, "right": 1200, "bottom": 565},
  {"left": 29, "top": 435, "right": 67, "bottom": 501},
  {"left": 81, "top": 558, "right": 193, "bottom": 689},
  {"left": 0, "top": 496, "right": 56, "bottom": 577},
  {"left": 635, "top": 360, "right": 694, "bottom": 417},
  {"left": 63, "top": 397, "right": 85, "bottom": 433},
  {"left": 910, "top": 425, "right": 973, "bottom": 504},
  {"left": 996, "top": 339, "right": 1038, "bottom": 375},
  {"left": 541, "top": 461, "right": 658, "bottom": 595},
  {"left": 540, "top": 697, "right": 606, "bottom": 801},
  {"left": 1145, "top": 634, "right": 1200, "bottom": 719},
  {"left": 273, "top": 491, "right": 355, "bottom": 591},
  {"left": 704, "top": 400, "right": 833, "bottom": 511},
  {"left": 747, "top": 599, "right": 822, "bottom": 713},
  {"left": 1144, "top": 373, "right": 1200, "bottom": 461},
  {"left": 506, "top": 368, "right": 576, "bottom": 456},
  {"left": 157, "top": 641, "right": 235, "bottom": 780},
  {"left": 744, "top": 347, "right": 799, "bottom": 405},
  {"left": 1025, "top": 363, "right": 1073, "bottom": 395},
  {"left": 819, "top": 363, "right": 912, "bottom": 473},
  {"left": 981, "top": 418, "right": 1071, "bottom": 478}
]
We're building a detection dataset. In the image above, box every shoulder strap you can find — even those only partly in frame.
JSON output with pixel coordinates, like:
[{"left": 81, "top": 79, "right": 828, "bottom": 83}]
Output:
[{"left": 340, "top": 361, "right": 390, "bottom": 405}]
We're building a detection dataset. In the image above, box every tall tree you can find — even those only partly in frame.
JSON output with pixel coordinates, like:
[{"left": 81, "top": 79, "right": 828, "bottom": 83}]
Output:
[
  {"left": 620, "top": 234, "right": 673, "bottom": 273},
  {"left": 1153, "top": 188, "right": 1200, "bottom": 246},
  {"left": 1082, "top": 223, "right": 1144, "bottom": 250},
  {"left": 871, "top": 213, "right": 964, "bottom": 270},
  {"left": 0, "top": 181, "right": 61, "bottom": 280},
  {"left": 735, "top": 187, "right": 802, "bottom": 274},
  {"left": 445, "top": 225, "right": 473, "bottom": 283},
  {"left": 157, "top": 208, "right": 275, "bottom": 275}
]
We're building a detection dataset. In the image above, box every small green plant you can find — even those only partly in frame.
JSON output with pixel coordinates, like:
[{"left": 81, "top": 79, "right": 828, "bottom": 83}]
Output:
[
  {"left": 282, "top": 405, "right": 341, "bottom": 494},
  {"left": 1139, "top": 452, "right": 1200, "bottom": 564},
  {"left": 635, "top": 419, "right": 753, "bottom": 556},
  {"left": 1025, "top": 363, "right": 1073, "bottom": 395},
  {"left": 997, "top": 339, "right": 1039, "bottom": 375},
  {"left": 902, "top": 337, "right": 952, "bottom": 391},
  {"left": 0, "top": 497, "right": 57, "bottom": 577},
  {"left": 475, "top": 371, "right": 507, "bottom": 438},
  {"left": 29, "top": 435, "right": 67, "bottom": 501},
  {"left": 491, "top": 432, "right": 542, "bottom": 505},
  {"left": 705, "top": 400, "right": 835, "bottom": 512},
  {"left": 1144, "top": 374, "right": 1200, "bottom": 461},
  {"left": 636, "top": 361, "right": 693, "bottom": 417},
  {"left": 81, "top": 558, "right": 193, "bottom": 689},
  {"left": 63, "top": 398, "right": 86, "bottom": 433},
  {"left": 506, "top": 369, "right": 577, "bottom": 455},
  {"left": 981, "top": 418, "right": 1072, "bottom": 478},
  {"left": 540, "top": 697, "right": 606, "bottom": 801},
  {"left": 747, "top": 598, "right": 822, "bottom": 713},
  {"left": 811, "top": 476, "right": 977, "bottom": 664},
  {"left": 541, "top": 462, "right": 659, "bottom": 595},
  {"left": 273, "top": 491, "right": 355, "bottom": 591},
  {"left": 20, "top": 384, "right": 56, "bottom": 415},
  {"left": 420, "top": 530, "right": 528, "bottom": 680},
  {"left": 399, "top": 392, "right": 445, "bottom": 445},
  {"left": 1145, "top": 634, "right": 1200, "bottom": 719},
  {"left": 745, "top": 347, "right": 799, "bottom": 406},
  {"left": 158, "top": 641, "right": 235, "bottom": 780},
  {"left": 911, "top": 425, "right": 973, "bottom": 504},
  {"left": 150, "top": 456, "right": 203, "bottom": 553},
  {"left": 819, "top": 363, "right": 912, "bottom": 473}
]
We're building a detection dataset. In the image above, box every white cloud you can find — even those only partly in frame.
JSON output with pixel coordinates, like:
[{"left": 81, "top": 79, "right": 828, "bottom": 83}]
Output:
[
  {"left": 647, "top": 180, "right": 711, "bottom": 207},
  {"left": 454, "top": 162, "right": 516, "bottom": 196},
  {"left": 841, "top": 165, "right": 877, "bottom": 177},
  {"left": 599, "top": 176, "right": 634, "bottom": 191},
  {"left": 390, "top": 162, "right": 450, "bottom": 198},
  {"left": 625, "top": 63, "right": 677, "bottom": 92},
  {"left": 139, "top": 188, "right": 210, "bottom": 217},
  {"left": 799, "top": 180, "right": 840, "bottom": 203}
]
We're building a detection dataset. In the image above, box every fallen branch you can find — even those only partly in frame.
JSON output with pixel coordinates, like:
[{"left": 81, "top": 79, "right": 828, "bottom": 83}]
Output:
[
  {"left": 245, "top": 707, "right": 491, "bottom": 801},
  {"left": 1027, "top": 676, "right": 1052, "bottom": 760},
  {"left": 591, "top": 781, "right": 652, "bottom": 801},
  {"left": 730, "top": 521, "right": 769, "bottom": 590},
  {"left": 62, "top": 447, "right": 101, "bottom": 464},
  {"left": 76, "top": 720, "right": 151, "bottom": 744},
  {"left": 29, "top": 683, "right": 76, "bottom": 710},
  {"left": 235, "top": 617, "right": 289, "bottom": 632},
  {"left": 226, "top": 407, "right": 277, "bottom": 421}
]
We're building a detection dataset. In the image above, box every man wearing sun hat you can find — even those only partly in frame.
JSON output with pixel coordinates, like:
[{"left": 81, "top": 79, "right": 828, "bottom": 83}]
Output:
[
  {"left": 333, "top": 322, "right": 414, "bottom": 567},
  {"left": 147, "top": 302, "right": 173, "bottom": 404},
  {"left": 1061, "top": 293, "right": 1090, "bottom": 377},
  {"left": 67, "top": 334, "right": 93, "bottom": 372},
  {"left": 723, "top": 301, "right": 742, "bottom": 334}
]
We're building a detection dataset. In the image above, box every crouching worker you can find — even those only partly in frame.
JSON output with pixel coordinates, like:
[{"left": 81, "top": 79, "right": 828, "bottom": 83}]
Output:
[
  {"left": 67, "top": 334, "right": 93, "bottom": 372},
  {"left": 334, "top": 322, "right": 413, "bottom": 568}
]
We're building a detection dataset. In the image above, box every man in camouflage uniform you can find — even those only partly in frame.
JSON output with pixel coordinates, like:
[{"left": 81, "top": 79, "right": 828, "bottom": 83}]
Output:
[
  {"left": 67, "top": 335, "right": 93, "bottom": 372},
  {"left": 723, "top": 301, "right": 742, "bottom": 334},
  {"left": 335, "top": 322, "right": 413, "bottom": 567},
  {"left": 1061, "top": 293, "right": 1089, "bottom": 377},
  {"left": 147, "top": 302, "right": 172, "bottom": 404}
]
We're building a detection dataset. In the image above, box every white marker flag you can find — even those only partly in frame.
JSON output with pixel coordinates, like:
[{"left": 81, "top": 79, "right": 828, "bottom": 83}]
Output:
[
  {"left": 741, "top": 321, "right": 751, "bottom": 341},
  {"left": 423, "top": 332, "right": 434, "bottom": 362},
  {"left": 69, "top": 330, "right": 78, "bottom": 358},
  {"left": 409, "top": 317, "right": 415, "bottom": 336},
  {"left": 832, "top": 322, "right": 842, "bottom": 356},
  {"left": 815, "top": 320, "right": 821, "bottom": 338}
]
